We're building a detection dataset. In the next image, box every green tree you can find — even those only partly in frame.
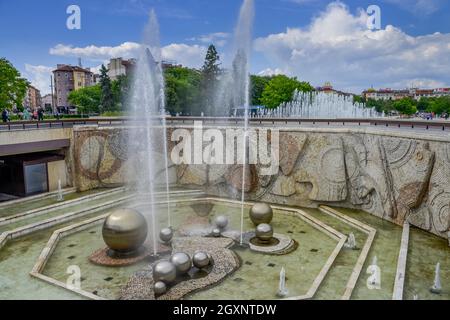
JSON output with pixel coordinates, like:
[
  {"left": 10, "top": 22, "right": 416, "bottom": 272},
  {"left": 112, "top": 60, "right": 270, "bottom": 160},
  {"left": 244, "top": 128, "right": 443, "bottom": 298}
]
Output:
[
  {"left": 200, "top": 44, "right": 221, "bottom": 114},
  {"left": 250, "top": 75, "right": 272, "bottom": 106},
  {"left": 428, "top": 96, "right": 450, "bottom": 115},
  {"left": 0, "top": 58, "right": 29, "bottom": 110},
  {"left": 164, "top": 66, "right": 201, "bottom": 115},
  {"left": 99, "top": 64, "right": 115, "bottom": 113},
  {"left": 68, "top": 84, "right": 101, "bottom": 114},
  {"left": 417, "top": 97, "right": 430, "bottom": 112},
  {"left": 353, "top": 95, "right": 366, "bottom": 104},
  {"left": 260, "top": 75, "right": 313, "bottom": 109},
  {"left": 111, "top": 74, "right": 130, "bottom": 111},
  {"left": 393, "top": 97, "right": 417, "bottom": 116}
]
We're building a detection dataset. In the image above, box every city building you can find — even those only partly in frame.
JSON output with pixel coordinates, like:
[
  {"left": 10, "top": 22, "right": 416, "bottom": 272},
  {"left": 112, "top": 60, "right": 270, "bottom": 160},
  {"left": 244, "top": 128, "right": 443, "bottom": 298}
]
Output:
[
  {"left": 316, "top": 82, "right": 352, "bottom": 96},
  {"left": 362, "top": 87, "right": 450, "bottom": 101},
  {"left": 53, "top": 64, "right": 94, "bottom": 112},
  {"left": 41, "top": 94, "right": 54, "bottom": 111},
  {"left": 23, "top": 85, "right": 41, "bottom": 111},
  {"left": 107, "top": 58, "right": 136, "bottom": 80}
]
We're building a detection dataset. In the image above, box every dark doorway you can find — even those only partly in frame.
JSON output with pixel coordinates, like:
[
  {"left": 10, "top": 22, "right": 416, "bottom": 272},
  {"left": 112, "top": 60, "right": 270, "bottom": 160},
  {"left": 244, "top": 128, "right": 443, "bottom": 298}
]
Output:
[{"left": 0, "top": 152, "right": 64, "bottom": 197}]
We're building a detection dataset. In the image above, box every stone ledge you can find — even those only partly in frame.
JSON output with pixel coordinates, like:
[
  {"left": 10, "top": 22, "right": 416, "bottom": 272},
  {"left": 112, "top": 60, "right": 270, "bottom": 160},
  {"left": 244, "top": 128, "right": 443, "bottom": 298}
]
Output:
[
  {"left": 0, "top": 187, "right": 127, "bottom": 227},
  {"left": 0, "top": 195, "right": 132, "bottom": 251},
  {"left": 319, "top": 205, "right": 377, "bottom": 300},
  {"left": 0, "top": 187, "right": 76, "bottom": 209},
  {"left": 392, "top": 222, "right": 410, "bottom": 300}
]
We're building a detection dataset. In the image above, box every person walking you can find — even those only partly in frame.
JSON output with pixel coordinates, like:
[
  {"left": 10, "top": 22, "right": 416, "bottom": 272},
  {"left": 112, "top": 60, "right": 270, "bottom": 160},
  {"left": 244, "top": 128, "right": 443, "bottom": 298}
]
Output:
[
  {"left": 37, "top": 107, "right": 44, "bottom": 121},
  {"left": 2, "top": 109, "right": 9, "bottom": 123}
]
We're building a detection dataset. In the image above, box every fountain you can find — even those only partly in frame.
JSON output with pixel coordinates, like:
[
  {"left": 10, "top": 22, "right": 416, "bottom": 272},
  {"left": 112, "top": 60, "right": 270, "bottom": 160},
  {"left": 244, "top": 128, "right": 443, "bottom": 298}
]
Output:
[
  {"left": 256, "top": 91, "right": 384, "bottom": 118},
  {"left": 277, "top": 267, "right": 289, "bottom": 298},
  {"left": 234, "top": 0, "right": 254, "bottom": 246},
  {"left": 344, "top": 233, "right": 357, "bottom": 250},
  {"left": 127, "top": 10, "right": 171, "bottom": 256},
  {"left": 56, "top": 179, "right": 64, "bottom": 202},
  {"left": 207, "top": 0, "right": 254, "bottom": 245},
  {"left": 367, "top": 256, "right": 381, "bottom": 289},
  {"left": 430, "top": 262, "right": 442, "bottom": 294}
]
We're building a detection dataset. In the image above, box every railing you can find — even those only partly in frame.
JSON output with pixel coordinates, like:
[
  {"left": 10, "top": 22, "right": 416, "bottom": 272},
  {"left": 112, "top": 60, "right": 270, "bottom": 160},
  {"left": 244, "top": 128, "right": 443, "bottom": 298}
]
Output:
[{"left": 1, "top": 117, "right": 450, "bottom": 131}]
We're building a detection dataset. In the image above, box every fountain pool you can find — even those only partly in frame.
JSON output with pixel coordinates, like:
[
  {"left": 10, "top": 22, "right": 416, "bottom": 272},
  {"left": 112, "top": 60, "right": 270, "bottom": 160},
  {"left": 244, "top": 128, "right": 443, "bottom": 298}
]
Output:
[{"left": 1, "top": 194, "right": 447, "bottom": 300}]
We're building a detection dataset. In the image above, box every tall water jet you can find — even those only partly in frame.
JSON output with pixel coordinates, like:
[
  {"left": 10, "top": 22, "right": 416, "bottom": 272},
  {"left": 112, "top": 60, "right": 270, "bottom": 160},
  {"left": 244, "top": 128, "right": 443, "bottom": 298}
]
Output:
[
  {"left": 128, "top": 10, "right": 171, "bottom": 255},
  {"left": 231, "top": 0, "right": 254, "bottom": 245}
]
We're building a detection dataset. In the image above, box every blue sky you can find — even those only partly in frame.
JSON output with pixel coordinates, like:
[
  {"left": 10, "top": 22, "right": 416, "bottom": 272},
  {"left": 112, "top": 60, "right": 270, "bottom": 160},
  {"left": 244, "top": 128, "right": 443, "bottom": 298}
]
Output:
[{"left": 1, "top": 0, "right": 450, "bottom": 94}]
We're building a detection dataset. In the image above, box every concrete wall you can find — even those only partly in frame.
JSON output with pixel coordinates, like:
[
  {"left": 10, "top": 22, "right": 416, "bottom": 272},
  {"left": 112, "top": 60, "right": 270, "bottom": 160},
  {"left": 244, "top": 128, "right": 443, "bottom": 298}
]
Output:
[
  {"left": 0, "top": 128, "right": 72, "bottom": 146},
  {"left": 48, "top": 160, "right": 68, "bottom": 191}
]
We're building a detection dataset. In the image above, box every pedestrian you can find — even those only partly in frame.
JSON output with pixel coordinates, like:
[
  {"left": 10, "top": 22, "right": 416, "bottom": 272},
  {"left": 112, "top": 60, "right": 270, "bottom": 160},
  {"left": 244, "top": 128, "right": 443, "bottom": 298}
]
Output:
[
  {"left": 2, "top": 109, "right": 8, "bottom": 123},
  {"left": 23, "top": 108, "right": 30, "bottom": 121},
  {"left": 37, "top": 107, "right": 44, "bottom": 121}
]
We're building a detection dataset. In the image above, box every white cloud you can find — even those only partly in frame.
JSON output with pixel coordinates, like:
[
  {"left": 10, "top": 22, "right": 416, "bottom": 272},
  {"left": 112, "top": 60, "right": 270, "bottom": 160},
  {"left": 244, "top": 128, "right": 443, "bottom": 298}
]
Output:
[
  {"left": 161, "top": 44, "right": 207, "bottom": 68},
  {"left": 384, "top": 0, "right": 443, "bottom": 15},
  {"left": 188, "top": 32, "right": 230, "bottom": 47},
  {"left": 50, "top": 42, "right": 141, "bottom": 61},
  {"left": 50, "top": 42, "right": 207, "bottom": 69},
  {"left": 24, "top": 64, "right": 53, "bottom": 95},
  {"left": 258, "top": 68, "right": 286, "bottom": 76},
  {"left": 254, "top": 1, "right": 450, "bottom": 93}
]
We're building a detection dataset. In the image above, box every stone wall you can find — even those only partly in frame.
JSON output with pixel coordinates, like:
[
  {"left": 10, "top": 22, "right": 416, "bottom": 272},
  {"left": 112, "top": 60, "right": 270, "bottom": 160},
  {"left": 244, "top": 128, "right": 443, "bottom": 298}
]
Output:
[
  {"left": 174, "top": 127, "right": 450, "bottom": 241},
  {"left": 70, "top": 125, "right": 450, "bottom": 241},
  {"left": 70, "top": 125, "right": 176, "bottom": 192}
]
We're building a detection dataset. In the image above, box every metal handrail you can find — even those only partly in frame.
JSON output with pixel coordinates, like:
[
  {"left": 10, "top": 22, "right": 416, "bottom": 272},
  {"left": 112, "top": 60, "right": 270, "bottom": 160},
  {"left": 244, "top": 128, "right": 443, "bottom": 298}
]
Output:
[{"left": 1, "top": 117, "right": 450, "bottom": 131}]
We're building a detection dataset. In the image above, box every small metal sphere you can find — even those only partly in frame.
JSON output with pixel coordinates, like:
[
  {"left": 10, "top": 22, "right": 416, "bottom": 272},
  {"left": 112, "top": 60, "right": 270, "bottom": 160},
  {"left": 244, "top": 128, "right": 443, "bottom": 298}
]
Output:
[
  {"left": 159, "top": 227, "right": 173, "bottom": 243},
  {"left": 214, "top": 215, "right": 229, "bottom": 229},
  {"left": 212, "top": 228, "right": 221, "bottom": 237},
  {"left": 153, "top": 261, "right": 177, "bottom": 283},
  {"left": 154, "top": 281, "right": 167, "bottom": 295},
  {"left": 192, "top": 251, "right": 210, "bottom": 269},
  {"left": 170, "top": 252, "right": 192, "bottom": 274},
  {"left": 255, "top": 223, "right": 273, "bottom": 242},
  {"left": 249, "top": 203, "right": 273, "bottom": 226},
  {"left": 102, "top": 208, "right": 148, "bottom": 254}
]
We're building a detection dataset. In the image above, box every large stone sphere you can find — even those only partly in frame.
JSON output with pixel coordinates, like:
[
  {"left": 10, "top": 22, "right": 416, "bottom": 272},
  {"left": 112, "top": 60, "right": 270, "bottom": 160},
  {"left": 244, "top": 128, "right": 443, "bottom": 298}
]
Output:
[
  {"left": 154, "top": 281, "right": 167, "bottom": 295},
  {"left": 214, "top": 215, "right": 229, "bottom": 229},
  {"left": 170, "top": 252, "right": 192, "bottom": 274},
  {"left": 159, "top": 227, "right": 173, "bottom": 243},
  {"left": 153, "top": 261, "right": 177, "bottom": 283},
  {"left": 192, "top": 251, "right": 210, "bottom": 269},
  {"left": 249, "top": 203, "right": 273, "bottom": 226},
  {"left": 102, "top": 208, "right": 148, "bottom": 254},
  {"left": 255, "top": 223, "right": 273, "bottom": 242}
]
